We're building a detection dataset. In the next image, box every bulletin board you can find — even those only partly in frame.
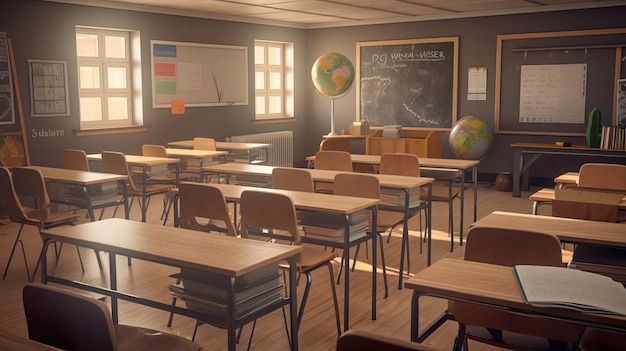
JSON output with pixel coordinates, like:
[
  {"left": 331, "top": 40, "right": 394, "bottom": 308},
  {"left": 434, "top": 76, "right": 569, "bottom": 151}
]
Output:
[
  {"left": 356, "top": 37, "right": 458, "bottom": 130},
  {"left": 151, "top": 40, "right": 248, "bottom": 108},
  {"left": 495, "top": 28, "right": 626, "bottom": 136}
]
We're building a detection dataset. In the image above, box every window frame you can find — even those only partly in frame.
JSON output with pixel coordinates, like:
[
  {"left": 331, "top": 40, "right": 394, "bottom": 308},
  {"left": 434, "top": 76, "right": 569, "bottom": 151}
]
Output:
[{"left": 254, "top": 40, "right": 294, "bottom": 121}]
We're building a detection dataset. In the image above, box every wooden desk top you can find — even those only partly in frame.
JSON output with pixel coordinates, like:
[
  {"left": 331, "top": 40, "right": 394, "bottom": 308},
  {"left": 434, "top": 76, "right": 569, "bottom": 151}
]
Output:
[
  {"left": 201, "top": 163, "right": 434, "bottom": 190},
  {"left": 405, "top": 258, "right": 626, "bottom": 330},
  {"left": 305, "top": 154, "right": 479, "bottom": 170},
  {"left": 510, "top": 142, "right": 626, "bottom": 153},
  {"left": 165, "top": 148, "right": 228, "bottom": 158},
  {"left": 554, "top": 172, "right": 579, "bottom": 185},
  {"left": 199, "top": 182, "right": 378, "bottom": 215},
  {"left": 167, "top": 140, "right": 272, "bottom": 151},
  {"left": 529, "top": 188, "right": 626, "bottom": 209},
  {"left": 31, "top": 166, "right": 127, "bottom": 185},
  {"left": 41, "top": 218, "right": 301, "bottom": 277},
  {"left": 472, "top": 211, "right": 626, "bottom": 248},
  {"left": 87, "top": 154, "right": 181, "bottom": 167}
]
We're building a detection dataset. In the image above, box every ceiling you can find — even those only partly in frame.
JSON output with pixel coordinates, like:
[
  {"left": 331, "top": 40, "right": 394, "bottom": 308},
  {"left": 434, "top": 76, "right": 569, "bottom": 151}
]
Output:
[{"left": 47, "top": 0, "right": 626, "bottom": 28}]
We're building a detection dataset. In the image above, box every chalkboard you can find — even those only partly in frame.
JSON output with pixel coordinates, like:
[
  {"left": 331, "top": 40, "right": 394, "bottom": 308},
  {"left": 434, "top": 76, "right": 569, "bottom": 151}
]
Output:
[
  {"left": 495, "top": 28, "right": 626, "bottom": 136},
  {"left": 151, "top": 40, "right": 248, "bottom": 108},
  {"left": 356, "top": 37, "right": 458, "bottom": 130}
]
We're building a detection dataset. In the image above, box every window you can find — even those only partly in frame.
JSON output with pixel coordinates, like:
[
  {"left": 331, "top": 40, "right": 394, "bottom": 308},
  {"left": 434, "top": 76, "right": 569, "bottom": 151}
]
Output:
[
  {"left": 254, "top": 40, "right": 294, "bottom": 120},
  {"left": 76, "top": 27, "right": 142, "bottom": 130}
]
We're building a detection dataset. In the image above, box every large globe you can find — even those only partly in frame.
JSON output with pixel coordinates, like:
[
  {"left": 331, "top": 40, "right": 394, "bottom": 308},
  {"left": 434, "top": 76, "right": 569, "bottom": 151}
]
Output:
[
  {"left": 449, "top": 116, "right": 493, "bottom": 160},
  {"left": 311, "top": 52, "right": 354, "bottom": 99}
]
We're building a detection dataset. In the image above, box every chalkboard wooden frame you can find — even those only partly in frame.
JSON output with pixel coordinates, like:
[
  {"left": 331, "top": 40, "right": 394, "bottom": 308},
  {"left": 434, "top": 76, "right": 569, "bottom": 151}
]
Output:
[
  {"left": 356, "top": 37, "right": 458, "bottom": 130},
  {"left": 494, "top": 28, "right": 626, "bottom": 136},
  {"left": 151, "top": 40, "right": 248, "bottom": 108}
]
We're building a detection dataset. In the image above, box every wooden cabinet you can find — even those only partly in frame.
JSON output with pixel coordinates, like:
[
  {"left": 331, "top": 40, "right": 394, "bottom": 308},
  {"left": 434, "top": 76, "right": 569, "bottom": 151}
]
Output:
[{"left": 366, "top": 129, "right": 442, "bottom": 158}]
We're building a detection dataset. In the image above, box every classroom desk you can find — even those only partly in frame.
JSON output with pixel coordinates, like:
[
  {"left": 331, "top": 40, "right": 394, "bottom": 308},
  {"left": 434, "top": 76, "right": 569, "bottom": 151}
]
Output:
[
  {"left": 32, "top": 166, "right": 129, "bottom": 220},
  {"left": 472, "top": 211, "right": 626, "bottom": 248},
  {"left": 87, "top": 154, "right": 182, "bottom": 222},
  {"left": 529, "top": 188, "right": 626, "bottom": 215},
  {"left": 167, "top": 140, "right": 271, "bottom": 164},
  {"left": 405, "top": 258, "right": 626, "bottom": 350},
  {"left": 306, "top": 153, "right": 478, "bottom": 245},
  {"left": 38, "top": 218, "right": 301, "bottom": 351},
  {"left": 510, "top": 143, "right": 626, "bottom": 197},
  {"left": 182, "top": 182, "right": 380, "bottom": 331},
  {"left": 202, "top": 163, "right": 436, "bottom": 276},
  {"left": 165, "top": 148, "right": 228, "bottom": 181}
]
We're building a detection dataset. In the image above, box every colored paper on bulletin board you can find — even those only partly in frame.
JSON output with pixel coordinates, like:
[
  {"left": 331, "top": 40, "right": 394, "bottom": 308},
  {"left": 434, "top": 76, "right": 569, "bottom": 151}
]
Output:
[
  {"left": 171, "top": 100, "right": 185, "bottom": 114},
  {"left": 156, "top": 81, "right": 176, "bottom": 95},
  {"left": 154, "top": 62, "right": 176, "bottom": 76}
]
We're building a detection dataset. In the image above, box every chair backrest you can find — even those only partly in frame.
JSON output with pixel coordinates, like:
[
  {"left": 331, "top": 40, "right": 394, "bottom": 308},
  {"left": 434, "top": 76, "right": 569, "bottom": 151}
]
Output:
[
  {"left": 333, "top": 173, "right": 380, "bottom": 200},
  {"left": 142, "top": 144, "right": 167, "bottom": 158},
  {"left": 23, "top": 284, "right": 118, "bottom": 351},
  {"left": 0, "top": 166, "right": 28, "bottom": 221},
  {"left": 337, "top": 330, "right": 441, "bottom": 351},
  {"left": 272, "top": 167, "right": 314, "bottom": 192},
  {"left": 463, "top": 226, "right": 563, "bottom": 267},
  {"left": 379, "top": 153, "right": 420, "bottom": 176},
  {"left": 11, "top": 167, "right": 52, "bottom": 222},
  {"left": 240, "top": 190, "right": 301, "bottom": 245},
  {"left": 193, "top": 137, "right": 216, "bottom": 151},
  {"left": 578, "top": 163, "right": 626, "bottom": 191},
  {"left": 314, "top": 150, "right": 353, "bottom": 172},
  {"left": 319, "top": 138, "right": 350, "bottom": 152},
  {"left": 62, "top": 149, "right": 90, "bottom": 171},
  {"left": 179, "top": 182, "right": 237, "bottom": 236},
  {"left": 101, "top": 151, "right": 136, "bottom": 190}
]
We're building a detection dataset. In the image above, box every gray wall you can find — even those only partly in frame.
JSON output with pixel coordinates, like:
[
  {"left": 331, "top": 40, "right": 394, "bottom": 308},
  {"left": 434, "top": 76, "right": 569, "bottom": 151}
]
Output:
[{"left": 2, "top": 1, "right": 625, "bottom": 181}]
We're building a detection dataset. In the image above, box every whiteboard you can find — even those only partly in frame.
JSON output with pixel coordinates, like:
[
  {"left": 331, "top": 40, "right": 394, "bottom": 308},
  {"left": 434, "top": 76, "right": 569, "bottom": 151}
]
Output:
[
  {"left": 151, "top": 40, "right": 248, "bottom": 108},
  {"left": 519, "top": 64, "right": 587, "bottom": 124}
]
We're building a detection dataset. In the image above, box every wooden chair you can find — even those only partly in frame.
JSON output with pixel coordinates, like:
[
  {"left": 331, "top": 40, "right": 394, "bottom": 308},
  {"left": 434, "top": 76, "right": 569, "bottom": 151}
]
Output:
[
  {"left": 334, "top": 173, "right": 403, "bottom": 297},
  {"left": 101, "top": 151, "right": 173, "bottom": 221},
  {"left": 168, "top": 182, "right": 238, "bottom": 338},
  {"left": 423, "top": 226, "right": 584, "bottom": 351},
  {"left": 1, "top": 167, "right": 81, "bottom": 282},
  {"left": 579, "top": 328, "right": 626, "bottom": 351},
  {"left": 313, "top": 150, "right": 353, "bottom": 193},
  {"left": 337, "top": 330, "right": 442, "bottom": 351},
  {"left": 379, "top": 153, "right": 461, "bottom": 252},
  {"left": 577, "top": 163, "right": 626, "bottom": 191},
  {"left": 319, "top": 138, "right": 351, "bottom": 153},
  {"left": 60, "top": 148, "right": 123, "bottom": 221},
  {"left": 62, "top": 148, "right": 90, "bottom": 171},
  {"left": 239, "top": 190, "right": 341, "bottom": 338},
  {"left": 191, "top": 137, "right": 220, "bottom": 182},
  {"left": 272, "top": 167, "right": 314, "bottom": 192},
  {"left": 23, "top": 283, "right": 202, "bottom": 351}
]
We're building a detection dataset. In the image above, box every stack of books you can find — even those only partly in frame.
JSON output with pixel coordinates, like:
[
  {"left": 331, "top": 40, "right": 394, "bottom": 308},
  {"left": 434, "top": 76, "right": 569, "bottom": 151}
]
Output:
[
  {"left": 300, "top": 210, "right": 368, "bottom": 243},
  {"left": 169, "top": 264, "right": 284, "bottom": 319},
  {"left": 599, "top": 125, "right": 625, "bottom": 150},
  {"left": 380, "top": 187, "right": 422, "bottom": 208},
  {"left": 382, "top": 125, "right": 402, "bottom": 138}
]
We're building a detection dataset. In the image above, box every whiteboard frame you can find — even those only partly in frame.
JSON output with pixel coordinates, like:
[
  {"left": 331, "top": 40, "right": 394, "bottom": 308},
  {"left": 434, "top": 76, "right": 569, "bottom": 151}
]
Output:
[
  {"left": 151, "top": 40, "right": 248, "bottom": 108},
  {"left": 494, "top": 28, "right": 626, "bottom": 136},
  {"left": 356, "top": 37, "right": 459, "bottom": 131}
]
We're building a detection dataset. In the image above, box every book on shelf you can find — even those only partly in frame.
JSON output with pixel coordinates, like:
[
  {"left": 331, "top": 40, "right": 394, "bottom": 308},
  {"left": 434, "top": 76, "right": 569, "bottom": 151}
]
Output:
[
  {"left": 600, "top": 125, "right": 626, "bottom": 150},
  {"left": 513, "top": 265, "right": 626, "bottom": 315},
  {"left": 299, "top": 209, "right": 369, "bottom": 242}
]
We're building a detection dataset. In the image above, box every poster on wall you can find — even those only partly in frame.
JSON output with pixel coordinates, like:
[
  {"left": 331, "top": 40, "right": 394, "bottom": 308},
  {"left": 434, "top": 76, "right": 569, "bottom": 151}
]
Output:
[
  {"left": 28, "top": 59, "right": 70, "bottom": 117},
  {"left": 0, "top": 31, "right": 15, "bottom": 125}
]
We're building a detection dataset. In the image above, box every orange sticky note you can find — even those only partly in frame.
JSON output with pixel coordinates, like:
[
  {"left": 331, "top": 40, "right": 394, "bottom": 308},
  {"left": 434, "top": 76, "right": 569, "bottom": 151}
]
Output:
[{"left": 171, "top": 100, "right": 185, "bottom": 114}]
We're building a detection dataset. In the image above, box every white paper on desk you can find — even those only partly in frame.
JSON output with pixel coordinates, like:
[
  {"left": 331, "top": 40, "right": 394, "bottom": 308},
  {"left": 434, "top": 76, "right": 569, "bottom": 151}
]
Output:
[{"left": 514, "top": 265, "right": 626, "bottom": 315}]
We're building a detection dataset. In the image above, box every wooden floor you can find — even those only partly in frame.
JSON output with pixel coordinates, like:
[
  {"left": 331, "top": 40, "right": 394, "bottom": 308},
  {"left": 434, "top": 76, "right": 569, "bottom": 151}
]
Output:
[{"left": 0, "top": 181, "right": 550, "bottom": 350}]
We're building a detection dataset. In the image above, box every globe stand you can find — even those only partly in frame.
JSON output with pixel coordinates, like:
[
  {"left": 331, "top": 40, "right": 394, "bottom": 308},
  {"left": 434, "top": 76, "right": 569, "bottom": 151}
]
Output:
[{"left": 327, "top": 98, "right": 337, "bottom": 136}]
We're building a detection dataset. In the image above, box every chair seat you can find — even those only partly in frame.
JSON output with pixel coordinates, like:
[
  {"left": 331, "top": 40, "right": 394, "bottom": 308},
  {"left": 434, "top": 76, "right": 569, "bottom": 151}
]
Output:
[
  {"left": 24, "top": 210, "right": 80, "bottom": 228},
  {"left": 296, "top": 246, "right": 338, "bottom": 273},
  {"left": 115, "top": 325, "right": 202, "bottom": 351}
]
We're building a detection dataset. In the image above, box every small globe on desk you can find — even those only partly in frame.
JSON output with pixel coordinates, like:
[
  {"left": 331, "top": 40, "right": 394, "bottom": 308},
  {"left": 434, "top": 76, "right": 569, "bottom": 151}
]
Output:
[{"left": 448, "top": 116, "right": 493, "bottom": 160}]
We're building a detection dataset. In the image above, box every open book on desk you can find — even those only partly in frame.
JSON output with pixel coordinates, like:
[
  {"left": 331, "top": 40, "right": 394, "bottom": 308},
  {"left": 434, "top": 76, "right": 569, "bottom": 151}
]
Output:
[{"left": 514, "top": 265, "right": 626, "bottom": 315}]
